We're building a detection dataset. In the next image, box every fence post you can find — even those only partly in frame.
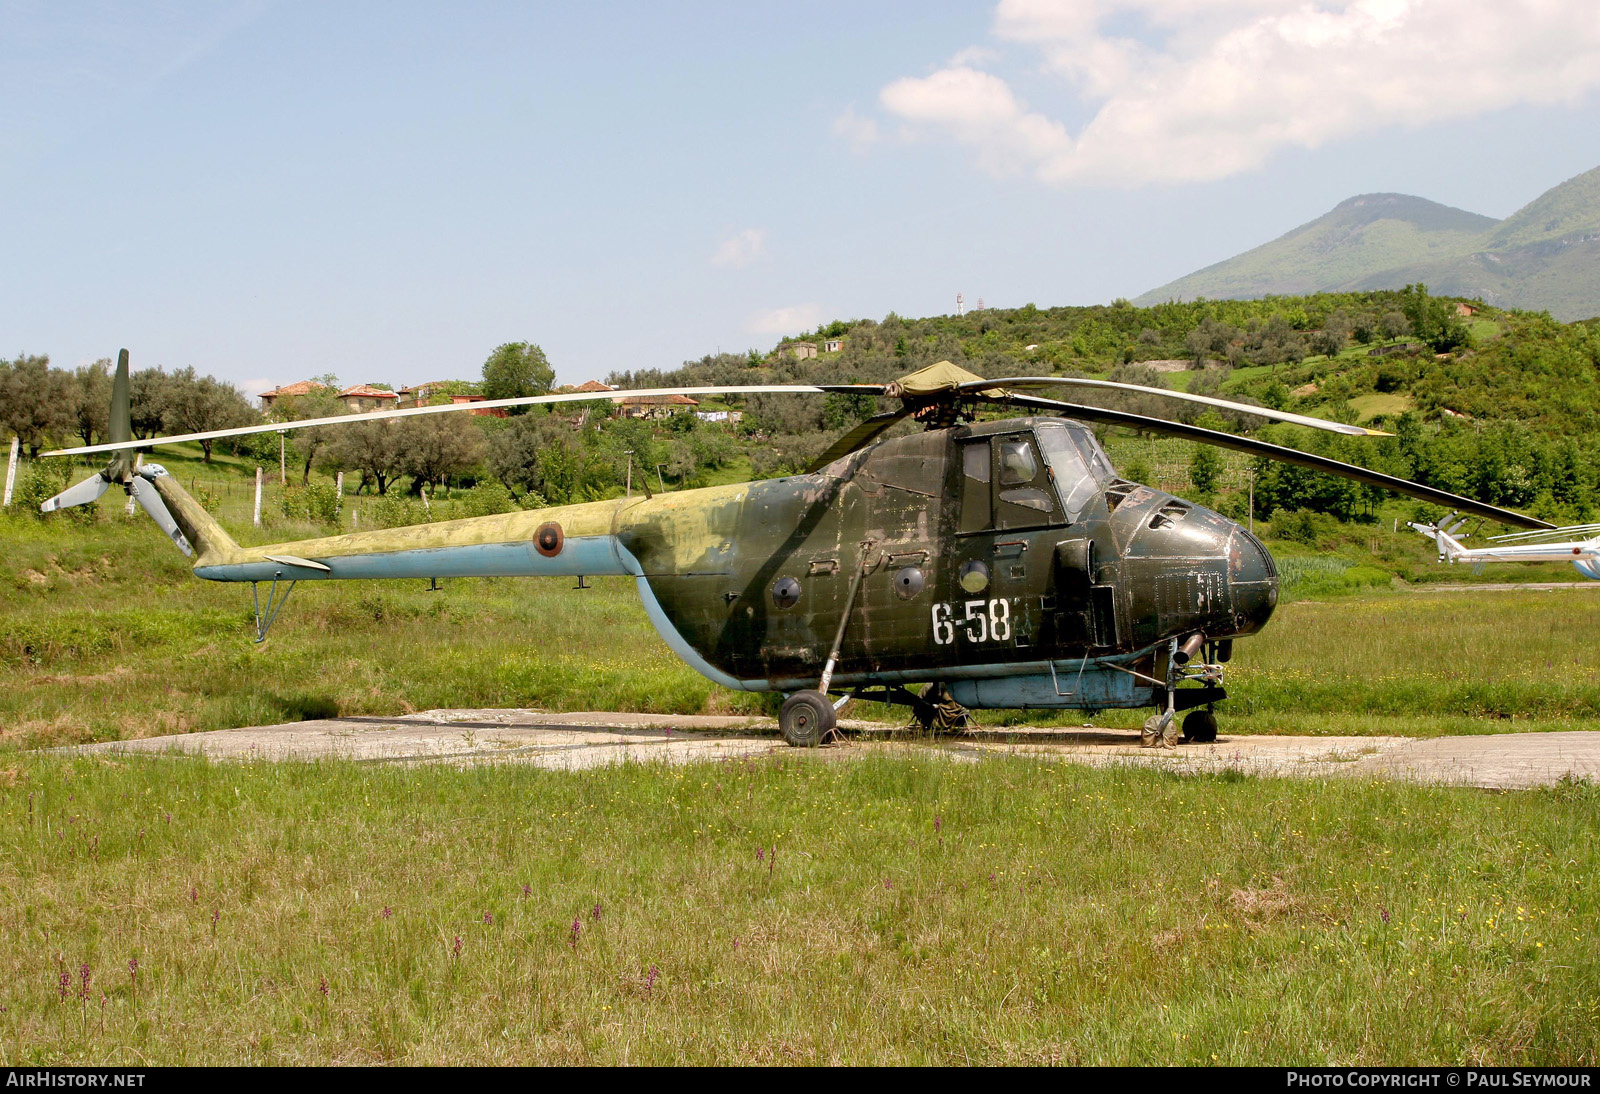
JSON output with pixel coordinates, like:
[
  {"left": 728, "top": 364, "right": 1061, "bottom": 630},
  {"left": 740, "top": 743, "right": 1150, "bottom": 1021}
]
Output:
[
  {"left": 254, "top": 467, "right": 263, "bottom": 528},
  {"left": 2, "top": 436, "right": 17, "bottom": 508}
]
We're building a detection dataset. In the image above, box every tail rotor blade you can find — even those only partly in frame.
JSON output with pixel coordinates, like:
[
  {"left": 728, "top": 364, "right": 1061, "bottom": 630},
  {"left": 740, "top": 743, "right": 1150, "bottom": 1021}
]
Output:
[
  {"left": 130, "top": 476, "right": 193, "bottom": 556},
  {"left": 39, "top": 473, "right": 110, "bottom": 512}
]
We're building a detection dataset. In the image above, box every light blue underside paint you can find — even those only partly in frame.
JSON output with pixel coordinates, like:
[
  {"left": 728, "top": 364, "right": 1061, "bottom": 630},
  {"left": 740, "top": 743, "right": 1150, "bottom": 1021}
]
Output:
[
  {"left": 195, "top": 536, "right": 633, "bottom": 583},
  {"left": 1575, "top": 559, "right": 1600, "bottom": 580}
]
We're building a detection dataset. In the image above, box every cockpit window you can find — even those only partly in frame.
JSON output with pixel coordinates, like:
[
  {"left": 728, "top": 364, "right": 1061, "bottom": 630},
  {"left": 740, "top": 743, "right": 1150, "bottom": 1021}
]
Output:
[
  {"left": 997, "top": 440, "right": 1037, "bottom": 485},
  {"left": 1037, "top": 423, "right": 1101, "bottom": 520},
  {"left": 1070, "top": 429, "right": 1115, "bottom": 485}
]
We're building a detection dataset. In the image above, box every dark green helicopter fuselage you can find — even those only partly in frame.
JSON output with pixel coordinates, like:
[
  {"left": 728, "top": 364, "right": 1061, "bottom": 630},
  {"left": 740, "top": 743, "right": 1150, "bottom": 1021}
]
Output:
[{"left": 632, "top": 417, "right": 1278, "bottom": 711}]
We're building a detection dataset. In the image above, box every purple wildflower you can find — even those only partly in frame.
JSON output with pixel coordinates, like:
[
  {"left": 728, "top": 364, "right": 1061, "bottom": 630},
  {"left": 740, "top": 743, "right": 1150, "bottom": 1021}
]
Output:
[
  {"left": 381, "top": 906, "right": 392, "bottom": 919},
  {"left": 57, "top": 969, "right": 69, "bottom": 1002},
  {"left": 318, "top": 976, "right": 328, "bottom": 998},
  {"left": 79, "top": 964, "right": 91, "bottom": 1001},
  {"left": 569, "top": 918, "right": 582, "bottom": 948},
  {"left": 645, "top": 966, "right": 660, "bottom": 998},
  {"left": 212, "top": 908, "right": 220, "bottom": 929},
  {"left": 189, "top": 886, "right": 198, "bottom": 904},
  {"left": 521, "top": 884, "right": 531, "bottom": 898},
  {"left": 452, "top": 935, "right": 462, "bottom": 959},
  {"left": 755, "top": 847, "right": 764, "bottom": 862},
  {"left": 884, "top": 878, "right": 893, "bottom": 890},
  {"left": 591, "top": 902, "right": 602, "bottom": 921},
  {"left": 935, "top": 816, "right": 942, "bottom": 833},
  {"left": 1380, "top": 906, "right": 1391, "bottom": 924}
]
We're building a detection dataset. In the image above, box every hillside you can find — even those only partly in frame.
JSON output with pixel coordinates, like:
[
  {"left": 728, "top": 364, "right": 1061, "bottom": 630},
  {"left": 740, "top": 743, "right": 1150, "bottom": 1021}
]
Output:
[
  {"left": 1134, "top": 194, "right": 1495, "bottom": 303},
  {"left": 1136, "top": 167, "right": 1600, "bottom": 322}
]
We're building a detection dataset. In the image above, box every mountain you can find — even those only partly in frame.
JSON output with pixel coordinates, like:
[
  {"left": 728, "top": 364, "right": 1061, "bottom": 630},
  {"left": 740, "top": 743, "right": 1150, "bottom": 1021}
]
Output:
[{"left": 1136, "top": 167, "right": 1600, "bottom": 321}]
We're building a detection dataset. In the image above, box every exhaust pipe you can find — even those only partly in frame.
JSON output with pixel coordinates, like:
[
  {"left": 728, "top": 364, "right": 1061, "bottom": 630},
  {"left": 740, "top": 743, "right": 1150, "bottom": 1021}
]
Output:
[{"left": 1173, "top": 632, "right": 1205, "bottom": 665}]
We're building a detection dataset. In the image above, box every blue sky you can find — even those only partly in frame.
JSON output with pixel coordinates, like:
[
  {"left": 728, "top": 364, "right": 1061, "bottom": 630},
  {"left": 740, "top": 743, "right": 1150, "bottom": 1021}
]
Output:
[{"left": 4, "top": 1, "right": 1598, "bottom": 395}]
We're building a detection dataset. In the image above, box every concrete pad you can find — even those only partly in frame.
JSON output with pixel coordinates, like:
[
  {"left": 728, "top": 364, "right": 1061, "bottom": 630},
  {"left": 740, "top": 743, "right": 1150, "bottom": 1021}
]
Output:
[
  {"left": 72, "top": 708, "right": 786, "bottom": 770},
  {"left": 1345, "top": 731, "right": 1600, "bottom": 789},
  {"left": 66, "top": 709, "right": 1600, "bottom": 789}
]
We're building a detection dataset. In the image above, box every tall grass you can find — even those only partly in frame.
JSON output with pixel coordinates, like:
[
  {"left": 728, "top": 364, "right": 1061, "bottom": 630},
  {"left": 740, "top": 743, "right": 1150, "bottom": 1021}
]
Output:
[{"left": 1, "top": 752, "right": 1594, "bottom": 1064}]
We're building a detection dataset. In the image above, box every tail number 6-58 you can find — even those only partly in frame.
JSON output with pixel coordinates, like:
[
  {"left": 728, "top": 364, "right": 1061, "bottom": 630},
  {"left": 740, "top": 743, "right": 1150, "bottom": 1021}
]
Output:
[{"left": 931, "top": 599, "right": 1011, "bottom": 645}]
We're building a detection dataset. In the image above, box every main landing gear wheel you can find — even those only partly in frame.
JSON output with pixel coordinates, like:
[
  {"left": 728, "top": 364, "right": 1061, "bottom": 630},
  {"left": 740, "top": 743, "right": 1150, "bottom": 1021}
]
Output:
[
  {"left": 1141, "top": 712, "right": 1180, "bottom": 749},
  {"left": 780, "top": 690, "right": 836, "bottom": 748},
  {"left": 1182, "top": 709, "right": 1219, "bottom": 744}
]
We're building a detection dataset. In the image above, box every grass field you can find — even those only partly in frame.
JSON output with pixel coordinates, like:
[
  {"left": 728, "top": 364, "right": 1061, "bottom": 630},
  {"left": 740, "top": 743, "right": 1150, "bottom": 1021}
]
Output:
[
  {"left": 4, "top": 458, "right": 1599, "bottom": 1066},
  {"left": 2, "top": 752, "right": 1595, "bottom": 1065},
  {"left": 4, "top": 466, "right": 1600, "bottom": 745}
]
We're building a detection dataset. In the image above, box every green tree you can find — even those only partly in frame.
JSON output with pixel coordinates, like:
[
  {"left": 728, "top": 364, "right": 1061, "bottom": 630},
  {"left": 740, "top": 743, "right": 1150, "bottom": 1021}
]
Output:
[
  {"left": 0, "top": 354, "right": 76, "bottom": 456},
  {"left": 159, "top": 367, "right": 257, "bottom": 463},
  {"left": 1189, "top": 443, "right": 1223, "bottom": 496},
  {"left": 481, "top": 342, "right": 555, "bottom": 411}
]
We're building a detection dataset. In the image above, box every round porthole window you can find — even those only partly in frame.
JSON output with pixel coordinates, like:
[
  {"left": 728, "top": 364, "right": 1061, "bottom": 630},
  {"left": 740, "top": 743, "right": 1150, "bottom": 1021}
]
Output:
[
  {"left": 772, "top": 577, "right": 802, "bottom": 609},
  {"left": 959, "top": 560, "right": 989, "bottom": 594},
  {"left": 893, "top": 566, "right": 925, "bottom": 600}
]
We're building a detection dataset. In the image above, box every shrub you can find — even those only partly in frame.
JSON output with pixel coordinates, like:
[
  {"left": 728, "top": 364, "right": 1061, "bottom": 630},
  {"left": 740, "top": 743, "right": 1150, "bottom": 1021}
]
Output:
[
  {"left": 279, "top": 482, "right": 340, "bottom": 525},
  {"left": 372, "top": 492, "right": 427, "bottom": 529},
  {"left": 456, "top": 480, "right": 519, "bottom": 518}
]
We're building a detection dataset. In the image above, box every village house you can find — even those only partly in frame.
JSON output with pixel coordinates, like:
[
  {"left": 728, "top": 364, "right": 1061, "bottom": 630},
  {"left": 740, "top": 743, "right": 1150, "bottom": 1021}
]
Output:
[
  {"left": 773, "top": 340, "right": 818, "bottom": 360},
  {"left": 336, "top": 384, "right": 401, "bottom": 413},
  {"left": 446, "top": 393, "right": 507, "bottom": 418},
  {"left": 257, "top": 380, "right": 332, "bottom": 412},
  {"left": 822, "top": 338, "right": 845, "bottom": 354},
  {"left": 616, "top": 393, "right": 699, "bottom": 420},
  {"left": 1455, "top": 302, "right": 1481, "bottom": 318}
]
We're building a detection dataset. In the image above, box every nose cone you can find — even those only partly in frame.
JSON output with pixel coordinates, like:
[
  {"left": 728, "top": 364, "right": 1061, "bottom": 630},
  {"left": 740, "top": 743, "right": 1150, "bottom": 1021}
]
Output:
[{"left": 1227, "top": 527, "right": 1278, "bottom": 636}]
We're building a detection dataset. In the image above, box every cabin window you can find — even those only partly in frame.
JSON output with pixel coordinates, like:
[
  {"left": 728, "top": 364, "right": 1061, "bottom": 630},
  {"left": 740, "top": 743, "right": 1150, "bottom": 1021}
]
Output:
[
  {"left": 959, "top": 440, "right": 991, "bottom": 533},
  {"left": 993, "top": 433, "right": 1060, "bottom": 530}
]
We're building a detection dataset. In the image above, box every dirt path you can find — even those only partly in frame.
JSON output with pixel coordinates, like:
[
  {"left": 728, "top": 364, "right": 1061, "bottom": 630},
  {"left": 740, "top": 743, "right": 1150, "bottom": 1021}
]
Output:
[{"left": 68, "top": 709, "right": 1600, "bottom": 790}]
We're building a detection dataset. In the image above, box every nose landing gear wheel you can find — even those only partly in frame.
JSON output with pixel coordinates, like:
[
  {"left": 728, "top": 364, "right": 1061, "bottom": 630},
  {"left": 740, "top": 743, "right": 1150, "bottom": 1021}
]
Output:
[
  {"left": 780, "top": 690, "right": 836, "bottom": 748},
  {"left": 1182, "top": 709, "right": 1219, "bottom": 743}
]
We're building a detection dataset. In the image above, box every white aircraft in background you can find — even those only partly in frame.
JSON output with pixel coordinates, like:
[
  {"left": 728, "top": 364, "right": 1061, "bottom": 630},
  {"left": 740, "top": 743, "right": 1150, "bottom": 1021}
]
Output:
[{"left": 1410, "top": 515, "right": 1600, "bottom": 579}]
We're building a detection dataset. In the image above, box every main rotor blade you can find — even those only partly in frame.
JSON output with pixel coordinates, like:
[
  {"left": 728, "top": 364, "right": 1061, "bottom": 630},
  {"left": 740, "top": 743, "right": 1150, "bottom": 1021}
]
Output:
[
  {"left": 130, "top": 476, "right": 193, "bottom": 556},
  {"left": 41, "top": 384, "right": 886, "bottom": 459},
  {"left": 805, "top": 408, "right": 913, "bottom": 472},
  {"left": 996, "top": 392, "right": 1553, "bottom": 530},
  {"left": 39, "top": 472, "right": 110, "bottom": 512},
  {"left": 960, "top": 376, "right": 1388, "bottom": 437}
]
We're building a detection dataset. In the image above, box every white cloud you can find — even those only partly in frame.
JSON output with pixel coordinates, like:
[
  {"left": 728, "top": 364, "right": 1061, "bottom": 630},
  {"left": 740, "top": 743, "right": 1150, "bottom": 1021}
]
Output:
[
  {"left": 712, "top": 227, "right": 766, "bottom": 268},
  {"left": 875, "top": 0, "right": 1600, "bottom": 186},
  {"left": 745, "top": 304, "right": 823, "bottom": 336},
  {"left": 831, "top": 105, "right": 880, "bottom": 154},
  {"left": 240, "top": 377, "right": 277, "bottom": 399}
]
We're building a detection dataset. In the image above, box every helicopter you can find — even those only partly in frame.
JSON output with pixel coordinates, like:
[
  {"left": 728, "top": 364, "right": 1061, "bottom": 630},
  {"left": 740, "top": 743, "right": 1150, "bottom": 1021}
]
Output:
[
  {"left": 1411, "top": 516, "right": 1600, "bottom": 578},
  {"left": 41, "top": 353, "right": 1549, "bottom": 749}
]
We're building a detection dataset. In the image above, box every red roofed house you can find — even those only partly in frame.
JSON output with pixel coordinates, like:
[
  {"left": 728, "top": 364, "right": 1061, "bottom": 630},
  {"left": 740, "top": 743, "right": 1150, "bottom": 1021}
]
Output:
[
  {"left": 447, "top": 394, "right": 507, "bottom": 418},
  {"left": 258, "top": 380, "right": 333, "bottom": 412},
  {"left": 616, "top": 393, "right": 699, "bottom": 420},
  {"left": 337, "top": 385, "right": 401, "bottom": 413}
]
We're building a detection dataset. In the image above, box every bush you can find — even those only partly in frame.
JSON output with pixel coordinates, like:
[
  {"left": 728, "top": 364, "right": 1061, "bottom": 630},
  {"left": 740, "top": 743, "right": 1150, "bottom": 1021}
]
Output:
[
  {"left": 1266, "top": 508, "right": 1339, "bottom": 547},
  {"left": 371, "top": 492, "right": 427, "bottom": 529},
  {"left": 279, "top": 482, "right": 340, "bottom": 525},
  {"left": 456, "top": 480, "right": 519, "bottom": 518}
]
